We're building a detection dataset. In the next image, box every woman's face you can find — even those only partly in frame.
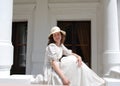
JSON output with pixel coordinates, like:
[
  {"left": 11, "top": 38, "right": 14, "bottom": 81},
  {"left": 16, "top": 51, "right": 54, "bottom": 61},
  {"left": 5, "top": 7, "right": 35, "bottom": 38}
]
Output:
[{"left": 53, "top": 32, "right": 61, "bottom": 44}]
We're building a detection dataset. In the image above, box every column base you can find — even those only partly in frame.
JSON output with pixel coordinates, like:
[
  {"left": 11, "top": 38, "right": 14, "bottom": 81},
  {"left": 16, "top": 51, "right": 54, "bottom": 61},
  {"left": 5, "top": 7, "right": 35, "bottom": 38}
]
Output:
[
  {"left": 104, "top": 78, "right": 120, "bottom": 86},
  {"left": 103, "top": 51, "right": 120, "bottom": 77},
  {"left": 0, "top": 66, "right": 11, "bottom": 78},
  {"left": 0, "top": 42, "right": 13, "bottom": 77}
]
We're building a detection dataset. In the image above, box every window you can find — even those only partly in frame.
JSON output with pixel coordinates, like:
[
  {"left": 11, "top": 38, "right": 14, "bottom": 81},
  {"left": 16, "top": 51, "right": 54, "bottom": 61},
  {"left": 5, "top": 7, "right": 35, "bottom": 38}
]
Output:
[
  {"left": 11, "top": 21, "right": 27, "bottom": 74},
  {"left": 58, "top": 21, "right": 91, "bottom": 67}
]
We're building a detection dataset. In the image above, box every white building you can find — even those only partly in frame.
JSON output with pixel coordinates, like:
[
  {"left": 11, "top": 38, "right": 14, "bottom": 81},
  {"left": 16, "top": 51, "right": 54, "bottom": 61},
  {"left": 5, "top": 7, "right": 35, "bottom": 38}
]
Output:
[{"left": 0, "top": 0, "right": 120, "bottom": 85}]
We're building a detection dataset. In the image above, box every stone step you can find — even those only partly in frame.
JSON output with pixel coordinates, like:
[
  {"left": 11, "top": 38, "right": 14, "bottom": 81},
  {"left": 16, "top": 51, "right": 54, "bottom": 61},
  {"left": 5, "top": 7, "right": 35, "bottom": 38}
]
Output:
[
  {"left": 108, "top": 67, "right": 120, "bottom": 79},
  {"left": 1, "top": 75, "right": 120, "bottom": 86},
  {"left": 104, "top": 78, "right": 120, "bottom": 86},
  {"left": 0, "top": 75, "right": 34, "bottom": 84}
]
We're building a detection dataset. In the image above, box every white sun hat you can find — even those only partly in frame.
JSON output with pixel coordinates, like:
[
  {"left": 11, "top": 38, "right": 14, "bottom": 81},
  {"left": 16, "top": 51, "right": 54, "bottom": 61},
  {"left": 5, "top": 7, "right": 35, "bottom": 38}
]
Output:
[{"left": 49, "top": 26, "right": 66, "bottom": 37}]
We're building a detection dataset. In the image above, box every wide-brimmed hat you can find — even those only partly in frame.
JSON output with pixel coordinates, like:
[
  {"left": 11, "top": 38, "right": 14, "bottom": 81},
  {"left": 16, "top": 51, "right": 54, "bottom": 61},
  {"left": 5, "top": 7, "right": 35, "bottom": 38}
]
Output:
[{"left": 49, "top": 26, "right": 66, "bottom": 37}]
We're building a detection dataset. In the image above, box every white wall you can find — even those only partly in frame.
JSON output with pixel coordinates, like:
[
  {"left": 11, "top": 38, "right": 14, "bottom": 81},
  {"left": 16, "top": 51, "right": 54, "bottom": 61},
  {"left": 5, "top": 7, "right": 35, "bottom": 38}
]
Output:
[
  {"left": 118, "top": 0, "right": 120, "bottom": 49},
  {"left": 30, "top": 0, "right": 49, "bottom": 75},
  {"left": 96, "top": 0, "right": 104, "bottom": 76},
  {"left": 13, "top": 3, "right": 36, "bottom": 74},
  {"left": 13, "top": 0, "right": 104, "bottom": 76}
]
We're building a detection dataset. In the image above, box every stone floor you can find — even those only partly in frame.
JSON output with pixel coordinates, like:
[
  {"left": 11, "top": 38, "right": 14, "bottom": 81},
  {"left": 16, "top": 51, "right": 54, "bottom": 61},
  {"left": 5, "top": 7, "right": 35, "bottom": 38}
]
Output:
[{"left": 0, "top": 75, "right": 120, "bottom": 86}]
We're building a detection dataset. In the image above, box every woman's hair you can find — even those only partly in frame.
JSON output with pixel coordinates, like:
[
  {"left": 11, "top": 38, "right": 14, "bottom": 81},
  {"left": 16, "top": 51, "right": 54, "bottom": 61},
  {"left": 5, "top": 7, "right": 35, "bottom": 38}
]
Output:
[{"left": 47, "top": 32, "right": 66, "bottom": 45}]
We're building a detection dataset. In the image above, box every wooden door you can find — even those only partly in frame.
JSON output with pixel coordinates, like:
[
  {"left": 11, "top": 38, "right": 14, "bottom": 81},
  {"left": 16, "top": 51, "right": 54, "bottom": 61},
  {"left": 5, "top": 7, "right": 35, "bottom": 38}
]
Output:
[
  {"left": 10, "top": 22, "right": 27, "bottom": 74},
  {"left": 57, "top": 21, "right": 91, "bottom": 67}
]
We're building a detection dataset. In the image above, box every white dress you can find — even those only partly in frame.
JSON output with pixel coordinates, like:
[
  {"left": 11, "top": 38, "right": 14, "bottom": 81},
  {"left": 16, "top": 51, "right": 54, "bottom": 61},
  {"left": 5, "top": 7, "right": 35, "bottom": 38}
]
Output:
[{"left": 43, "top": 43, "right": 105, "bottom": 86}]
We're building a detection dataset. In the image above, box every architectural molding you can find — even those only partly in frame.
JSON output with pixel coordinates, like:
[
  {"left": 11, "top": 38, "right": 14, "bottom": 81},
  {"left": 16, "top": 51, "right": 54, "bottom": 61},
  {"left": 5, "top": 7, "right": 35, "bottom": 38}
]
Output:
[
  {"left": 49, "top": 0, "right": 100, "bottom": 3},
  {"left": 13, "top": 4, "right": 35, "bottom": 15},
  {"left": 49, "top": 2, "right": 99, "bottom": 9}
]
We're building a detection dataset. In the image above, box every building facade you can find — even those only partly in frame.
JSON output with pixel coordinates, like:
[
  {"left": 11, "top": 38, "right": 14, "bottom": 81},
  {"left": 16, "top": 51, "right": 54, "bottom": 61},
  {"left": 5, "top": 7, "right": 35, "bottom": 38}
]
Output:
[{"left": 0, "top": 0, "right": 120, "bottom": 84}]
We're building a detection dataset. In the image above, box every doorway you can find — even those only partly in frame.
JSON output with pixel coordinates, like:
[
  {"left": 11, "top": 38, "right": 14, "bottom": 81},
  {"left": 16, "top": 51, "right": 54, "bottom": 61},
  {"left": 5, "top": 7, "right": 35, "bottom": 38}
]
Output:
[
  {"left": 10, "top": 21, "right": 28, "bottom": 74},
  {"left": 57, "top": 21, "right": 91, "bottom": 67}
]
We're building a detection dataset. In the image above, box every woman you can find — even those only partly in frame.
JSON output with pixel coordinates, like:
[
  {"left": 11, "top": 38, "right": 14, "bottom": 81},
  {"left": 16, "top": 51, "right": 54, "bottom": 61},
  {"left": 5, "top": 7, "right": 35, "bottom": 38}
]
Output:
[{"left": 43, "top": 26, "right": 105, "bottom": 86}]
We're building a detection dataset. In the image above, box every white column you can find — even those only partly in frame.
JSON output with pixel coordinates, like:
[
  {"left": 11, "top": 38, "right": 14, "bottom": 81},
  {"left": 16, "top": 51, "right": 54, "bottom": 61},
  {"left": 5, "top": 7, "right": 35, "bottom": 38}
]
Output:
[
  {"left": 0, "top": 0, "right": 13, "bottom": 77},
  {"left": 103, "top": 0, "right": 120, "bottom": 76},
  {"left": 31, "top": 0, "right": 48, "bottom": 75}
]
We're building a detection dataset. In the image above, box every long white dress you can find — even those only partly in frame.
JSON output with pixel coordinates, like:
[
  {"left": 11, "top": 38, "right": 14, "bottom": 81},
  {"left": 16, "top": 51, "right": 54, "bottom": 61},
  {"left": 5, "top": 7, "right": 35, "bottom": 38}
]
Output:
[{"left": 43, "top": 43, "right": 105, "bottom": 86}]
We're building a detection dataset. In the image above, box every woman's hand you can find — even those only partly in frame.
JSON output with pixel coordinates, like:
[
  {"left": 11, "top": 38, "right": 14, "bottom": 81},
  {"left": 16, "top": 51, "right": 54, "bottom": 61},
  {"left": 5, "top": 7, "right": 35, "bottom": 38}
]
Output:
[
  {"left": 72, "top": 53, "right": 82, "bottom": 67},
  {"left": 62, "top": 76, "right": 70, "bottom": 85},
  {"left": 51, "top": 61, "right": 70, "bottom": 85},
  {"left": 77, "top": 56, "right": 82, "bottom": 67}
]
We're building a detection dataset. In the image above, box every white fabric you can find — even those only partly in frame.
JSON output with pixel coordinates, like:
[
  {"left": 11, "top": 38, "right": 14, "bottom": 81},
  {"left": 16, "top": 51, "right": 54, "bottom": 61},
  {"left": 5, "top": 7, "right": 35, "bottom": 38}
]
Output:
[{"left": 43, "top": 43, "right": 105, "bottom": 86}]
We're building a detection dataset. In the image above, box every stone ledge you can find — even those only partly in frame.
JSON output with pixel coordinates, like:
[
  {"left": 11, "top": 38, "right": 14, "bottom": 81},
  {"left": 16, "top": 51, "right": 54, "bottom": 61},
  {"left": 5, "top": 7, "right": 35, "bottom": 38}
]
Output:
[
  {"left": 0, "top": 75, "right": 34, "bottom": 84},
  {"left": 0, "top": 84, "right": 62, "bottom": 86},
  {"left": 104, "top": 78, "right": 120, "bottom": 86},
  {"left": 1, "top": 75, "right": 120, "bottom": 86}
]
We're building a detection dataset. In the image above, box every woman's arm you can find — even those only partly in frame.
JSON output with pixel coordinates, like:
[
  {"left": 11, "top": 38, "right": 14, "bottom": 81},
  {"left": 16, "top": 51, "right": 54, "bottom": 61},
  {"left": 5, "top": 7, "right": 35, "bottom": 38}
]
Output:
[
  {"left": 51, "top": 60, "right": 70, "bottom": 85},
  {"left": 62, "top": 44, "right": 82, "bottom": 67},
  {"left": 72, "top": 53, "right": 82, "bottom": 67}
]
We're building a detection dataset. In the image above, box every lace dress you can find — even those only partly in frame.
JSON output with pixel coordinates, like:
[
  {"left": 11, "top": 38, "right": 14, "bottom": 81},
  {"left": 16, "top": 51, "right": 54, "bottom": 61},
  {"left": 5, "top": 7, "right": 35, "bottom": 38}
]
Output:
[{"left": 43, "top": 43, "right": 105, "bottom": 86}]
